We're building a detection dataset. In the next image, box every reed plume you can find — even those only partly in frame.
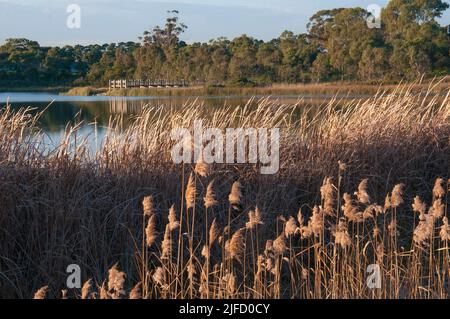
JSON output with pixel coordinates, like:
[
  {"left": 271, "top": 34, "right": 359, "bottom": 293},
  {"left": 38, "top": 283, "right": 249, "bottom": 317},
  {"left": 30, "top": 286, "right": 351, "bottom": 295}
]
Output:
[
  {"left": 356, "top": 178, "right": 371, "bottom": 204},
  {"left": 320, "top": 177, "right": 335, "bottom": 215},
  {"left": 129, "top": 282, "right": 142, "bottom": 299},
  {"left": 161, "top": 224, "right": 172, "bottom": 259},
  {"left": 309, "top": 206, "right": 325, "bottom": 237},
  {"left": 246, "top": 207, "right": 264, "bottom": 230},
  {"left": 185, "top": 172, "right": 196, "bottom": 210},
  {"left": 440, "top": 217, "right": 450, "bottom": 241},
  {"left": 81, "top": 279, "right": 92, "bottom": 299},
  {"left": 334, "top": 219, "right": 351, "bottom": 249},
  {"left": 228, "top": 228, "right": 246, "bottom": 261},
  {"left": 433, "top": 178, "right": 446, "bottom": 200},
  {"left": 273, "top": 233, "right": 287, "bottom": 255},
  {"left": 229, "top": 181, "right": 242, "bottom": 207},
  {"left": 195, "top": 155, "right": 210, "bottom": 177},
  {"left": 384, "top": 194, "right": 391, "bottom": 212},
  {"left": 412, "top": 196, "right": 426, "bottom": 215},
  {"left": 391, "top": 184, "right": 405, "bottom": 207},
  {"left": 284, "top": 216, "right": 299, "bottom": 237},
  {"left": 413, "top": 213, "right": 434, "bottom": 245},
  {"left": 342, "top": 193, "right": 360, "bottom": 221},
  {"left": 33, "top": 286, "right": 49, "bottom": 299},
  {"left": 431, "top": 198, "right": 444, "bottom": 219},
  {"left": 204, "top": 180, "right": 218, "bottom": 209},
  {"left": 152, "top": 267, "right": 166, "bottom": 288},
  {"left": 168, "top": 204, "right": 180, "bottom": 231},
  {"left": 143, "top": 196, "right": 155, "bottom": 217},
  {"left": 222, "top": 273, "right": 236, "bottom": 296},
  {"left": 209, "top": 218, "right": 220, "bottom": 247},
  {"left": 107, "top": 264, "right": 126, "bottom": 299},
  {"left": 99, "top": 283, "right": 109, "bottom": 299},
  {"left": 146, "top": 215, "right": 157, "bottom": 247}
]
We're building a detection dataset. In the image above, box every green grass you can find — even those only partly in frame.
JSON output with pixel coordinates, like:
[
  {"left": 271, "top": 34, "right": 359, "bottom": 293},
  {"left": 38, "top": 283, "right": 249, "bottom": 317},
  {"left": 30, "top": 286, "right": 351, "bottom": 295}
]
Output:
[{"left": 60, "top": 86, "right": 108, "bottom": 96}]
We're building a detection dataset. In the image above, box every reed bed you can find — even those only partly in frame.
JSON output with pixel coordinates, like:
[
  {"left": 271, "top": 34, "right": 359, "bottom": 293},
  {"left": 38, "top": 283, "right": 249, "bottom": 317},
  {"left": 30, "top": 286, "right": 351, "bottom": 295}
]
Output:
[{"left": 0, "top": 82, "right": 449, "bottom": 299}]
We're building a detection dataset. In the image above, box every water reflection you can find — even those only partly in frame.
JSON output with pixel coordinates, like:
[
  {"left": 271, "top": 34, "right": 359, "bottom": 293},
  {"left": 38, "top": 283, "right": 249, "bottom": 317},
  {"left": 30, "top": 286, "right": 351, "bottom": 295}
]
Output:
[{"left": 1, "top": 92, "right": 363, "bottom": 153}]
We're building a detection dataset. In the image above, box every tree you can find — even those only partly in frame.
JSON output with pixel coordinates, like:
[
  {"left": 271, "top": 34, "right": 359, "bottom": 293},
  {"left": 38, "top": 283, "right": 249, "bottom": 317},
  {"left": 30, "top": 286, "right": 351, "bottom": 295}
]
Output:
[
  {"left": 358, "top": 47, "right": 390, "bottom": 80},
  {"left": 228, "top": 35, "right": 259, "bottom": 85},
  {"left": 311, "top": 53, "right": 334, "bottom": 82},
  {"left": 0, "top": 38, "right": 43, "bottom": 85},
  {"left": 1, "top": 4, "right": 449, "bottom": 88},
  {"left": 382, "top": 0, "right": 449, "bottom": 78},
  {"left": 256, "top": 41, "right": 282, "bottom": 83},
  {"left": 140, "top": 10, "right": 187, "bottom": 47},
  {"left": 308, "top": 8, "right": 378, "bottom": 80}
]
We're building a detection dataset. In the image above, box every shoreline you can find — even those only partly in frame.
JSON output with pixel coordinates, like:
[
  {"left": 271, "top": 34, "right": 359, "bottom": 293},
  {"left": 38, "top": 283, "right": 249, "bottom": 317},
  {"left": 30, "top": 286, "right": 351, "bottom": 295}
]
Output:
[
  {"left": 1, "top": 77, "right": 449, "bottom": 97},
  {"left": 61, "top": 78, "right": 450, "bottom": 97}
]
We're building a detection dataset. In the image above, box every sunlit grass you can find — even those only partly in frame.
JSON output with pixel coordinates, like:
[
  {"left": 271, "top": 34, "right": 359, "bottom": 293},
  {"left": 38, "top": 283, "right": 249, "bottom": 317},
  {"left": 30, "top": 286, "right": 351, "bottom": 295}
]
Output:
[{"left": 0, "top": 81, "right": 448, "bottom": 299}]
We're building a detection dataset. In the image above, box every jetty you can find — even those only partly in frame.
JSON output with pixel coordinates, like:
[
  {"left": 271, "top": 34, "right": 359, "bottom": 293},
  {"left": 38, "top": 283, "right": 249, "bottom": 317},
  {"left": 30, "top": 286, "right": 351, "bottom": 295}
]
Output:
[{"left": 109, "top": 79, "right": 188, "bottom": 89}]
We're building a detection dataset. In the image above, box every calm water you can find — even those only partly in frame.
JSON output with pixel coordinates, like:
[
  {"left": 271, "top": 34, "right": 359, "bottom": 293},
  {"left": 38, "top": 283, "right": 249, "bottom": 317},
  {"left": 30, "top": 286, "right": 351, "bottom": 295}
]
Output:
[{"left": 0, "top": 92, "right": 360, "bottom": 153}]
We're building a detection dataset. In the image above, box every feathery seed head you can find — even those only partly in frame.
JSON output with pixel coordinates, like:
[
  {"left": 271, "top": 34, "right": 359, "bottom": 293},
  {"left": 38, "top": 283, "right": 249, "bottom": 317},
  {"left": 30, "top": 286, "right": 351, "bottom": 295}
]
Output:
[
  {"left": 320, "top": 177, "right": 335, "bottom": 215},
  {"left": 391, "top": 183, "right": 405, "bottom": 207},
  {"left": 356, "top": 179, "right": 371, "bottom": 204},
  {"left": 194, "top": 154, "right": 210, "bottom": 177},
  {"left": 284, "top": 216, "right": 299, "bottom": 237},
  {"left": 33, "top": 286, "right": 49, "bottom": 299},
  {"left": 204, "top": 180, "right": 219, "bottom": 209},
  {"left": 273, "top": 233, "right": 287, "bottom": 255},
  {"left": 168, "top": 204, "right": 180, "bottom": 231},
  {"left": 81, "top": 279, "right": 92, "bottom": 299},
  {"left": 228, "top": 181, "right": 242, "bottom": 207},
  {"left": 143, "top": 196, "right": 155, "bottom": 217},
  {"left": 412, "top": 196, "right": 426, "bottom": 215},
  {"left": 433, "top": 178, "right": 446, "bottom": 200},
  {"left": 107, "top": 264, "right": 126, "bottom": 299},
  {"left": 129, "top": 282, "right": 142, "bottom": 299},
  {"left": 145, "top": 215, "right": 157, "bottom": 247},
  {"left": 185, "top": 172, "right": 196, "bottom": 210}
]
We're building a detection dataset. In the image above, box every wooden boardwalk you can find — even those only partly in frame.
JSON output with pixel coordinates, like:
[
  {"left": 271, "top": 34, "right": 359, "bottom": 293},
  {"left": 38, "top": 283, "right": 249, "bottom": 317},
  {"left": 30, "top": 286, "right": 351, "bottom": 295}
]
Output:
[{"left": 109, "top": 79, "right": 188, "bottom": 89}]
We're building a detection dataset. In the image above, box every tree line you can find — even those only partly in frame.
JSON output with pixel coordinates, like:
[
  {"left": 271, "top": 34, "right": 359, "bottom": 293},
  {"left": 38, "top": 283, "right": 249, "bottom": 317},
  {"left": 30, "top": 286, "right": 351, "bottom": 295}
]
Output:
[{"left": 0, "top": 1, "right": 449, "bottom": 88}]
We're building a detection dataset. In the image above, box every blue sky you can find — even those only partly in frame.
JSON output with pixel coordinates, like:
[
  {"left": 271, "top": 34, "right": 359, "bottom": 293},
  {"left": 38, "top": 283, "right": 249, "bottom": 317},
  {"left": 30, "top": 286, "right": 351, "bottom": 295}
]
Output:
[{"left": 0, "top": 0, "right": 449, "bottom": 46}]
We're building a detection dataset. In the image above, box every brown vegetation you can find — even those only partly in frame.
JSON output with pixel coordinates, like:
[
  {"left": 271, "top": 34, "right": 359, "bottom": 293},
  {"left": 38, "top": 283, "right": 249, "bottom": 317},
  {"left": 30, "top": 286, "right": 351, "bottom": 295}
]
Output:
[{"left": 0, "top": 83, "right": 449, "bottom": 298}]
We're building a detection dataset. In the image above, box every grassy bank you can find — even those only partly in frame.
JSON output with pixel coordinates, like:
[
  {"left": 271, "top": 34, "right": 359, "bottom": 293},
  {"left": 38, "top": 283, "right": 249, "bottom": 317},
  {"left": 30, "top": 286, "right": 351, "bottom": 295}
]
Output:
[
  {"left": 62, "top": 77, "right": 450, "bottom": 98},
  {"left": 60, "top": 86, "right": 109, "bottom": 96},
  {"left": 0, "top": 83, "right": 449, "bottom": 299}
]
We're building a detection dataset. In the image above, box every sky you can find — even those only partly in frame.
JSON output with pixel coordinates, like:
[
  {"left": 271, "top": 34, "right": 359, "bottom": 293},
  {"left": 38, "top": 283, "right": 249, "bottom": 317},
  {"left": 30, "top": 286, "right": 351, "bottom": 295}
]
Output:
[{"left": 0, "top": 0, "right": 449, "bottom": 46}]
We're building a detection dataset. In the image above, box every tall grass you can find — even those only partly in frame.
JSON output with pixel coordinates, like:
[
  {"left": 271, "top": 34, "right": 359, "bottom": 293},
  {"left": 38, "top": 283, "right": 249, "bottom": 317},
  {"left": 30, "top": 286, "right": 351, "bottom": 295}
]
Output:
[{"left": 0, "top": 82, "right": 449, "bottom": 298}]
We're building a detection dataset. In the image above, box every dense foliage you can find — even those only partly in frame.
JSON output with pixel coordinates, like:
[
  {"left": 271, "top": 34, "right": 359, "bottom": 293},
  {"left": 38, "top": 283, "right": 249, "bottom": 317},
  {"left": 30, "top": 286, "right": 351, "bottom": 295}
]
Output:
[{"left": 0, "top": 2, "right": 449, "bottom": 88}]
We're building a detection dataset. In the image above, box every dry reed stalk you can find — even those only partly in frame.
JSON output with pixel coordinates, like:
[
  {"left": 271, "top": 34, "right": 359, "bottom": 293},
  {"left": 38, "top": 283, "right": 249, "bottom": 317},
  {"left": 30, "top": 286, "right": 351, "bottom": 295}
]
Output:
[{"left": 2, "top": 82, "right": 450, "bottom": 299}]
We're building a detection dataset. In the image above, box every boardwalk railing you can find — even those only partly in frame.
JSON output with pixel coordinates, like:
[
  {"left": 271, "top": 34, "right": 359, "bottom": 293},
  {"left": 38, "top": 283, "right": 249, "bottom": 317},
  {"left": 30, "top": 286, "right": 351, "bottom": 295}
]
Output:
[{"left": 109, "top": 79, "right": 189, "bottom": 89}]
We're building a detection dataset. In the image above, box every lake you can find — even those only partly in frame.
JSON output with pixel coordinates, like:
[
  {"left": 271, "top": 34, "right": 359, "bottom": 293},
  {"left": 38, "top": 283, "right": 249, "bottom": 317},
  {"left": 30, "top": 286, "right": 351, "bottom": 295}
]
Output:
[{"left": 0, "top": 92, "right": 364, "bottom": 153}]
